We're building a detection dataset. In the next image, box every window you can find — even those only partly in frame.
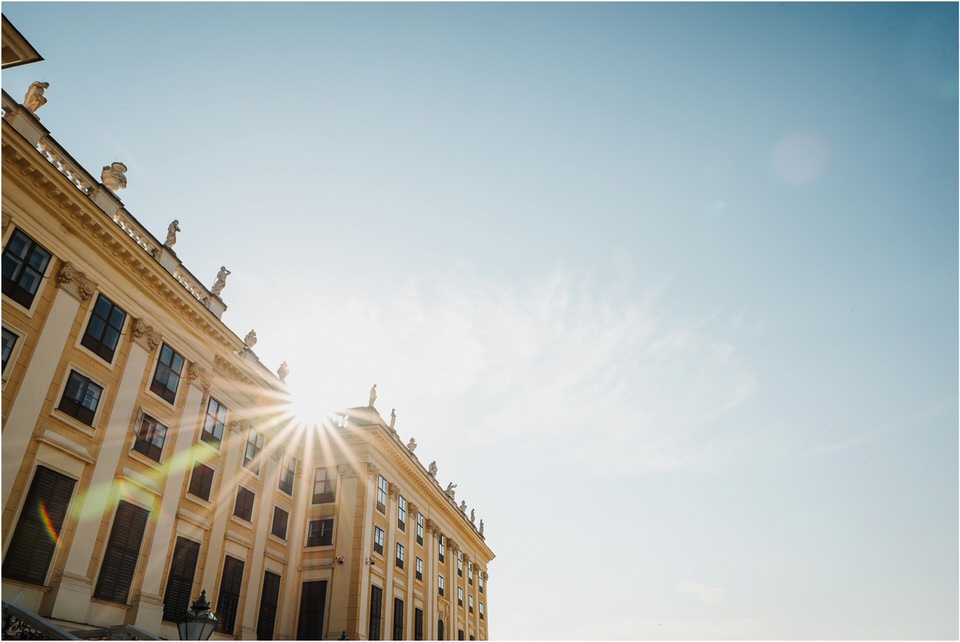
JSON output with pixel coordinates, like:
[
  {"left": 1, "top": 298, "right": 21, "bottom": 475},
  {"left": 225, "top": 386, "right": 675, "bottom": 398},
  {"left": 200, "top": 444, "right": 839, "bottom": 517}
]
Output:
[
  {"left": 278, "top": 454, "right": 296, "bottom": 495},
  {"left": 414, "top": 608, "right": 424, "bottom": 641},
  {"left": 457, "top": 550, "right": 463, "bottom": 576},
  {"left": 133, "top": 413, "right": 167, "bottom": 462},
  {"left": 272, "top": 506, "right": 289, "bottom": 539},
  {"left": 458, "top": 629, "right": 464, "bottom": 640},
  {"left": 416, "top": 512, "right": 424, "bottom": 545},
  {"left": 307, "top": 518, "right": 334, "bottom": 547},
  {"left": 162, "top": 537, "right": 200, "bottom": 622},
  {"left": 458, "top": 586, "right": 463, "bottom": 606},
  {"left": 2, "top": 466, "right": 76, "bottom": 585},
  {"left": 94, "top": 500, "right": 149, "bottom": 604},
  {"left": 243, "top": 429, "right": 264, "bottom": 473},
  {"left": 439, "top": 534, "right": 445, "bottom": 562},
  {"left": 396, "top": 542, "right": 405, "bottom": 569},
  {"left": 150, "top": 343, "right": 184, "bottom": 403},
  {"left": 438, "top": 575, "right": 445, "bottom": 597},
  {"left": 201, "top": 397, "right": 227, "bottom": 446},
  {"left": 368, "top": 585, "right": 383, "bottom": 641},
  {"left": 297, "top": 580, "right": 327, "bottom": 640},
  {"left": 234, "top": 486, "right": 255, "bottom": 521},
  {"left": 257, "top": 571, "right": 282, "bottom": 640},
  {"left": 479, "top": 571, "right": 484, "bottom": 593},
  {"left": 2, "top": 228, "right": 51, "bottom": 308},
  {"left": 57, "top": 370, "right": 102, "bottom": 426},
  {"left": 393, "top": 597, "right": 404, "bottom": 640},
  {"left": 373, "top": 525, "right": 384, "bottom": 554},
  {"left": 81, "top": 294, "right": 126, "bottom": 362},
  {"left": 469, "top": 595, "right": 474, "bottom": 614},
  {"left": 188, "top": 463, "right": 214, "bottom": 501},
  {"left": 416, "top": 557, "right": 423, "bottom": 581},
  {"left": 312, "top": 467, "right": 336, "bottom": 503},
  {"left": 216, "top": 556, "right": 244, "bottom": 634},
  {"left": 479, "top": 602, "right": 484, "bottom": 620},
  {"left": 468, "top": 561, "right": 473, "bottom": 585},
  {"left": 376, "top": 475, "right": 387, "bottom": 513},
  {"left": 438, "top": 620, "right": 445, "bottom": 641},
  {"left": 397, "top": 495, "right": 406, "bottom": 531},
  {"left": 2, "top": 327, "right": 19, "bottom": 373}
]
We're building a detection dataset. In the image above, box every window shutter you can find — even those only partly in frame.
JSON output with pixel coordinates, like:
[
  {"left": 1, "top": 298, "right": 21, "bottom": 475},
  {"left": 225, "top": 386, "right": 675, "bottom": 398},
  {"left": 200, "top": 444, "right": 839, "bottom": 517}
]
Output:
[
  {"left": 94, "top": 500, "right": 149, "bottom": 603},
  {"left": 163, "top": 537, "right": 201, "bottom": 622}
]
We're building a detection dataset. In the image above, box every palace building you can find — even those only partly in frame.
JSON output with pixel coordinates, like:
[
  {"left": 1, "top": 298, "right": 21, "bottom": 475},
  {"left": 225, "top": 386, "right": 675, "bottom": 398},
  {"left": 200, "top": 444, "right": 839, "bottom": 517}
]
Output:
[{"left": 0, "top": 16, "right": 492, "bottom": 640}]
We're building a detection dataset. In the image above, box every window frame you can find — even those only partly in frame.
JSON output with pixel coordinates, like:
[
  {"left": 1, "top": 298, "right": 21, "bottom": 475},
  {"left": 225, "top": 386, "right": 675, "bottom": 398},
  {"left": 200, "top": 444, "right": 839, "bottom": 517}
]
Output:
[
  {"left": 438, "top": 574, "right": 445, "bottom": 597},
  {"left": 373, "top": 525, "right": 384, "bottom": 554},
  {"left": 56, "top": 369, "right": 104, "bottom": 427},
  {"left": 271, "top": 506, "right": 289, "bottom": 540},
  {"left": 376, "top": 475, "right": 387, "bottom": 513},
  {"left": 312, "top": 467, "right": 336, "bottom": 504},
  {"left": 93, "top": 500, "right": 150, "bottom": 604},
  {"left": 201, "top": 396, "right": 228, "bottom": 446},
  {"left": 233, "top": 486, "right": 255, "bottom": 522},
  {"left": 243, "top": 429, "right": 264, "bottom": 474},
  {"left": 278, "top": 454, "right": 296, "bottom": 495},
  {"left": 132, "top": 412, "right": 168, "bottom": 463},
  {"left": 80, "top": 293, "right": 127, "bottom": 363},
  {"left": 2, "top": 326, "right": 20, "bottom": 376},
  {"left": 416, "top": 512, "right": 424, "bottom": 545},
  {"left": 149, "top": 342, "right": 185, "bottom": 404},
  {"left": 2, "top": 228, "right": 52, "bottom": 310},
  {"left": 306, "top": 518, "right": 334, "bottom": 547},
  {"left": 415, "top": 556, "right": 423, "bottom": 581},
  {"left": 188, "top": 462, "right": 215, "bottom": 501},
  {"left": 397, "top": 495, "right": 407, "bottom": 531},
  {"left": 395, "top": 542, "right": 405, "bottom": 569}
]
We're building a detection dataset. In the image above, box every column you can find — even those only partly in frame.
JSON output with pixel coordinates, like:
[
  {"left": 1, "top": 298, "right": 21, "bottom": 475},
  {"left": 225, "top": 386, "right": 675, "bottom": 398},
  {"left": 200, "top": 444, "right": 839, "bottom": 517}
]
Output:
[
  {"left": 326, "top": 464, "right": 359, "bottom": 638},
  {"left": 275, "top": 451, "right": 308, "bottom": 640},
  {"left": 424, "top": 521, "right": 437, "bottom": 640},
  {"left": 383, "top": 483, "right": 399, "bottom": 638},
  {"left": 47, "top": 315, "right": 156, "bottom": 623}
]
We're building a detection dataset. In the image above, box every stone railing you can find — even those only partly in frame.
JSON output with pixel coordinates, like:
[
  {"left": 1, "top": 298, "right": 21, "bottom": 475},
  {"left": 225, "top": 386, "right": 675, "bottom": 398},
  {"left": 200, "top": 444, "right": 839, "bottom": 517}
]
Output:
[
  {"left": 2, "top": 599, "right": 80, "bottom": 640},
  {"left": 172, "top": 266, "right": 205, "bottom": 302},
  {"left": 36, "top": 138, "right": 95, "bottom": 195}
]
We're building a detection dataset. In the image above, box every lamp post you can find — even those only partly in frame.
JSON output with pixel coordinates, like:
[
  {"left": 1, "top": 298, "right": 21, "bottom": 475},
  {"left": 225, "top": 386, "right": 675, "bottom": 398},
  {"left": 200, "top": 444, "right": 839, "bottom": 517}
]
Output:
[{"left": 177, "top": 590, "right": 218, "bottom": 640}]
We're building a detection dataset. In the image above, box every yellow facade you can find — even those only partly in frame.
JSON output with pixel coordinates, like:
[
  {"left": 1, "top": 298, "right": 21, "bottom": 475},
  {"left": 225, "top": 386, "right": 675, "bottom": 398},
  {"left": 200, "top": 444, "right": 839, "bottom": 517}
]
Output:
[{"left": 1, "top": 23, "right": 492, "bottom": 641}]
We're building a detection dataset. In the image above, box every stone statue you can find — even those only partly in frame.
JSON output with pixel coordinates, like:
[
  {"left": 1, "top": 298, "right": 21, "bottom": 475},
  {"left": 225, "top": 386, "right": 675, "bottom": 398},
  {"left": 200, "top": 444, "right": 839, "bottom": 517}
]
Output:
[
  {"left": 164, "top": 219, "right": 180, "bottom": 247},
  {"left": 406, "top": 437, "right": 417, "bottom": 452},
  {"left": 101, "top": 162, "right": 128, "bottom": 191},
  {"left": 479, "top": 520, "right": 484, "bottom": 536},
  {"left": 470, "top": 509, "right": 475, "bottom": 524},
  {"left": 277, "top": 361, "right": 289, "bottom": 381},
  {"left": 368, "top": 384, "right": 377, "bottom": 407},
  {"left": 445, "top": 482, "right": 456, "bottom": 499},
  {"left": 389, "top": 408, "right": 397, "bottom": 430},
  {"left": 244, "top": 330, "right": 257, "bottom": 348},
  {"left": 211, "top": 266, "right": 230, "bottom": 296},
  {"left": 459, "top": 500, "right": 467, "bottom": 512},
  {"left": 428, "top": 461, "right": 438, "bottom": 478},
  {"left": 23, "top": 81, "right": 49, "bottom": 113}
]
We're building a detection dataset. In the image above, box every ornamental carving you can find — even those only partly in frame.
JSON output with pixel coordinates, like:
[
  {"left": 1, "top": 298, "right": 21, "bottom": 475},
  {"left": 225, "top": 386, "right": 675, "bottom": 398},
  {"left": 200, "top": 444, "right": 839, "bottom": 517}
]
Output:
[
  {"left": 55, "top": 261, "right": 96, "bottom": 302},
  {"left": 131, "top": 317, "right": 162, "bottom": 351},
  {"left": 227, "top": 419, "right": 252, "bottom": 434},
  {"left": 186, "top": 361, "right": 212, "bottom": 392}
]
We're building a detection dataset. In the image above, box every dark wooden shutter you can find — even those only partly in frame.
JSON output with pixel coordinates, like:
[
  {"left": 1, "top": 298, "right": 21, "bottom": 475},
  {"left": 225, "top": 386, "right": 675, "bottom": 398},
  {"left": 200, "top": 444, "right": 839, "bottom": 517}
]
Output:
[
  {"left": 393, "top": 597, "right": 404, "bottom": 640},
  {"left": 94, "top": 500, "right": 150, "bottom": 603},
  {"left": 367, "top": 585, "right": 382, "bottom": 641},
  {"left": 162, "top": 537, "right": 201, "bottom": 622},
  {"left": 216, "top": 556, "right": 245, "bottom": 634},
  {"left": 296, "top": 580, "right": 327, "bottom": 640},
  {"left": 2, "top": 466, "right": 76, "bottom": 585},
  {"left": 438, "top": 619, "right": 444, "bottom": 640},
  {"left": 257, "top": 571, "right": 282, "bottom": 640},
  {"left": 414, "top": 608, "right": 423, "bottom": 640}
]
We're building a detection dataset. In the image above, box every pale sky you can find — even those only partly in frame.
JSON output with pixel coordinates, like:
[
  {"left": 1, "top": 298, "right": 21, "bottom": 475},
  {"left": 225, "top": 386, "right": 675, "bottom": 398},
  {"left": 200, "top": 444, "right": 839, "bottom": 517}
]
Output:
[{"left": 2, "top": 2, "right": 957, "bottom": 639}]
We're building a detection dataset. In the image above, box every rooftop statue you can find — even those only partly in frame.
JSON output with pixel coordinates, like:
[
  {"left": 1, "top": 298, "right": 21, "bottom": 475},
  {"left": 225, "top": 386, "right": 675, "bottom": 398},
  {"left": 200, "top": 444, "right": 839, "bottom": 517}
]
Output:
[
  {"left": 407, "top": 437, "right": 417, "bottom": 452},
  {"left": 459, "top": 500, "right": 467, "bottom": 512},
  {"left": 470, "top": 509, "right": 475, "bottom": 524},
  {"left": 23, "top": 81, "right": 49, "bottom": 114},
  {"left": 277, "top": 361, "right": 289, "bottom": 381},
  {"left": 164, "top": 219, "right": 180, "bottom": 248},
  {"left": 479, "top": 519, "right": 484, "bottom": 536},
  {"left": 389, "top": 408, "right": 397, "bottom": 431},
  {"left": 210, "top": 266, "right": 230, "bottom": 296},
  {"left": 244, "top": 330, "right": 257, "bottom": 349},
  {"left": 369, "top": 384, "right": 377, "bottom": 407},
  {"left": 445, "top": 482, "right": 456, "bottom": 499},
  {"left": 101, "top": 162, "right": 128, "bottom": 191},
  {"left": 428, "top": 461, "right": 438, "bottom": 478}
]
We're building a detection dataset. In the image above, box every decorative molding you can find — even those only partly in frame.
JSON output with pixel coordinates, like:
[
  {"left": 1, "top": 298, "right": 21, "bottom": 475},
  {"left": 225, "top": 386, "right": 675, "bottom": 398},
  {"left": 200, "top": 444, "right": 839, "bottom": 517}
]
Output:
[
  {"left": 131, "top": 317, "right": 161, "bottom": 351},
  {"left": 33, "top": 430, "right": 96, "bottom": 464},
  {"left": 55, "top": 260, "right": 96, "bottom": 302},
  {"left": 186, "top": 361, "right": 212, "bottom": 392}
]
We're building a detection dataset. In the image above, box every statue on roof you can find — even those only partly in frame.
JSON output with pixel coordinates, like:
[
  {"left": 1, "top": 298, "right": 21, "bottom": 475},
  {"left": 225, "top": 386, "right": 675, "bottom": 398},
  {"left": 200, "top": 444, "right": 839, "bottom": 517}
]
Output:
[
  {"left": 470, "top": 509, "right": 475, "bottom": 524},
  {"left": 428, "top": 461, "right": 438, "bottom": 478},
  {"left": 165, "top": 219, "right": 180, "bottom": 248},
  {"left": 479, "top": 520, "right": 484, "bottom": 536},
  {"left": 389, "top": 408, "right": 397, "bottom": 430},
  {"left": 445, "top": 482, "right": 456, "bottom": 499},
  {"left": 369, "top": 384, "right": 377, "bottom": 407},
  {"left": 459, "top": 500, "right": 467, "bottom": 512},
  {"left": 406, "top": 437, "right": 417, "bottom": 452},
  {"left": 101, "top": 162, "right": 128, "bottom": 191},
  {"left": 23, "top": 81, "right": 49, "bottom": 114},
  {"left": 243, "top": 330, "right": 257, "bottom": 349},
  {"left": 211, "top": 266, "right": 230, "bottom": 296},
  {"left": 277, "top": 361, "right": 289, "bottom": 381}
]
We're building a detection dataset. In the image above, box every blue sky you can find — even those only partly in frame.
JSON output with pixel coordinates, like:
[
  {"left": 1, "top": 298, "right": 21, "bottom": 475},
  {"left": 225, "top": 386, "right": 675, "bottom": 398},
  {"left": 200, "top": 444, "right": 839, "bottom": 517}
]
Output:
[{"left": 3, "top": 2, "right": 957, "bottom": 639}]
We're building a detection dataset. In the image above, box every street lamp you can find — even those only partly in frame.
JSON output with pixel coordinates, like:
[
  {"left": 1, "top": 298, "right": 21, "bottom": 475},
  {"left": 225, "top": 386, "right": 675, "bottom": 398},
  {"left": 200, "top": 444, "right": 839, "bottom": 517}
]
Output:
[{"left": 177, "top": 590, "right": 218, "bottom": 640}]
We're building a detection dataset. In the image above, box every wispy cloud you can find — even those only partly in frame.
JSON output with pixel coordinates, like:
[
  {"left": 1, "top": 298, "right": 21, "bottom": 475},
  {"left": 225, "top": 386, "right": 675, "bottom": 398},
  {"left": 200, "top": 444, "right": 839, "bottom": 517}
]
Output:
[{"left": 674, "top": 579, "right": 728, "bottom": 605}]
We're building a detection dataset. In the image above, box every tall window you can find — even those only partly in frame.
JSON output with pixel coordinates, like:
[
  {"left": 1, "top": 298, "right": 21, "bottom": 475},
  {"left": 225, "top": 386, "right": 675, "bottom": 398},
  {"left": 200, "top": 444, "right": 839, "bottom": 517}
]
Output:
[
  {"left": 2, "top": 228, "right": 51, "bottom": 308},
  {"left": 416, "top": 557, "right": 423, "bottom": 581},
  {"left": 414, "top": 608, "right": 424, "bottom": 641},
  {"left": 373, "top": 525, "right": 384, "bottom": 554},
  {"left": 479, "top": 571, "right": 484, "bottom": 593},
  {"left": 397, "top": 495, "right": 407, "bottom": 531},
  {"left": 271, "top": 506, "right": 289, "bottom": 540},
  {"left": 2, "top": 466, "right": 76, "bottom": 585},
  {"left": 234, "top": 486, "right": 255, "bottom": 521},
  {"left": 439, "top": 534, "right": 445, "bottom": 562},
  {"left": 216, "top": 556, "right": 244, "bottom": 634},
  {"left": 2, "top": 327, "right": 18, "bottom": 373},
  {"left": 297, "top": 580, "right": 327, "bottom": 640},
  {"left": 458, "top": 586, "right": 463, "bottom": 606},
  {"left": 312, "top": 467, "right": 335, "bottom": 504},
  {"left": 416, "top": 512, "right": 424, "bottom": 545},
  {"left": 468, "top": 561, "right": 473, "bottom": 585},
  {"left": 278, "top": 454, "right": 296, "bottom": 495},
  {"left": 393, "top": 597, "right": 404, "bottom": 640},
  {"left": 469, "top": 595, "right": 474, "bottom": 614},
  {"left": 368, "top": 585, "right": 383, "bottom": 641},
  {"left": 94, "top": 501, "right": 149, "bottom": 604},
  {"left": 257, "top": 571, "right": 282, "bottom": 641},
  {"left": 162, "top": 537, "right": 200, "bottom": 622},
  {"left": 438, "top": 575, "right": 445, "bottom": 597},
  {"left": 150, "top": 343, "right": 184, "bottom": 403},
  {"left": 243, "top": 429, "right": 264, "bottom": 473},
  {"left": 307, "top": 519, "right": 334, "bottom": 547},
  {"left": 188, "top": 463, "right": 214, "bottom": 501},
  {"left": 376, "top": 475, "right": 387, "bottom": 512},
  {"left": 458, "top": 630, "right": 464, "bottom": 641},
  {"left": 133, "top": 413, "right": 167, "bottom": 462},
  {"left": 396, "top": 542, "right": 405, "bottom": 569},
  {"left": 479, "top": 602, "right": 484, "bottom": 620},
  {"left": 57, "top": 370, "right": 102, "bottom": 426},
  {"left": 438, "top": 620, "right": 445, "bottom": 641},
  {"left": 457, "top": 550, "right": 463, "bottom": 576},
  {"left": 81, "top": 294, "right": 126, "bottom": 362},
  {"left": 201, "top": 397, "right": 227, "bottom": 446}
]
